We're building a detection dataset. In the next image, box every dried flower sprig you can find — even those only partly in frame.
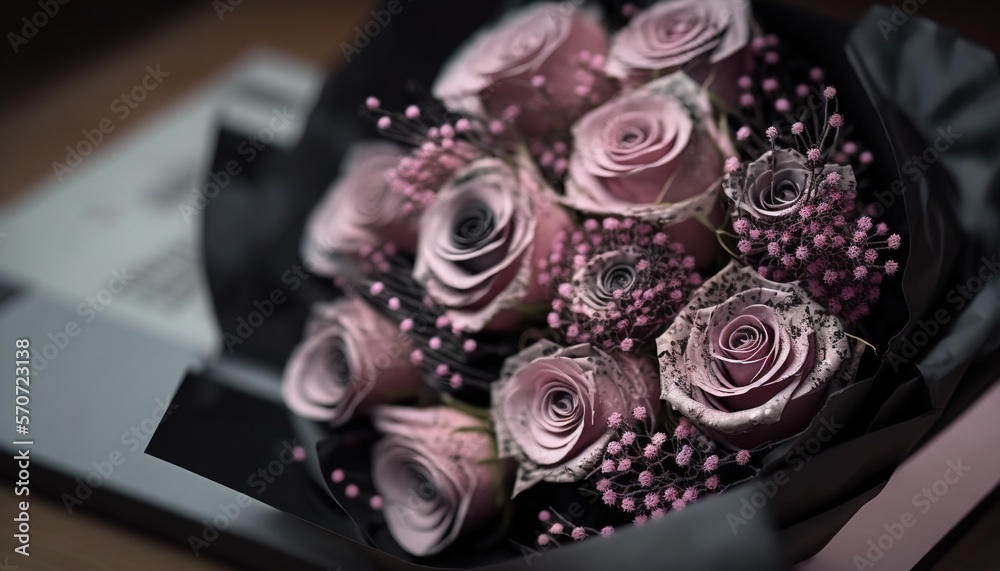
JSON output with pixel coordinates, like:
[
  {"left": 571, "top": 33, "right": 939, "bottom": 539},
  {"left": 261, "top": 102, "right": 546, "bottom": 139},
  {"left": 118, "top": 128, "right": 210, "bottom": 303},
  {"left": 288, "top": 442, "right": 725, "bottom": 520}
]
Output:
[
  {"left": 590, "top": 409, "right": 760, "bottom": 525},
  {"left": 532, "top": 507, "right": 617, "bottom": 549},
  {"left": 540, "top": 217, "right": 702, "bottom": 353},
  {"left": 343, "top": 244, "right": 519, "bottom": 404},
  {"left": 723, "top": 85, "right": 902, "bottom": 323}
]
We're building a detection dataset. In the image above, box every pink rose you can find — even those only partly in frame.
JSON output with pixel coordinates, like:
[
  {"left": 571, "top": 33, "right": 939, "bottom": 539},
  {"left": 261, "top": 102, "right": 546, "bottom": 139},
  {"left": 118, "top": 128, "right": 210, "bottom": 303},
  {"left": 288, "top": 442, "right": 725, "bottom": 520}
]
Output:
[
  {"left": 414, "top": 156, "right": 570, "bottom": 332},
  {"left": 372, "top": 406, "right": 511, "bottom": 556},
  {"left": 302, "top": 141, "right": 416, "bottom": 276},
  {"left": 724, "top": 148, "right": 855, "bottom": 223},
  {"left": 656, "top": 262, "right": 862, "bottom": 448},
  {"left": 492, "top": 340, "right": 659, "bottom": 495},
  {"left": 606, "top": 0, "right": 751, "bottom": 100},
  {"left": 432, "top": 2, "right": 610, "bottom": 138},
  {"left": 564, "top": 72, "right": 730, "bottom": 267},
  {"left": 281, "top": 298, "right": 423, "bottom": 426}
]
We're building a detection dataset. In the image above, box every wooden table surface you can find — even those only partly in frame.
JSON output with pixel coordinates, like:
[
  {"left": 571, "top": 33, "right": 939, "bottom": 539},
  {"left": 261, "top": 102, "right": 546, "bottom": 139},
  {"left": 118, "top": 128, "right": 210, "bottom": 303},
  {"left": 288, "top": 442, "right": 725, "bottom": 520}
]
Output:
[{"left": 0, "top": 1, "right": 996, "bottom": 569}]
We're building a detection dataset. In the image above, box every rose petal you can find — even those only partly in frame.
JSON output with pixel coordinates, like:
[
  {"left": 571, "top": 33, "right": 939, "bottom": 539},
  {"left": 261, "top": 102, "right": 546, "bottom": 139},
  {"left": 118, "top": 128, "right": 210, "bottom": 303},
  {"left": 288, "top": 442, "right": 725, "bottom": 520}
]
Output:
[
  {"left": 302, "top": 142, "right": 414, "bottom": 275},
  {"left": 564, "top": 72, "right": 726, "bottom": 268},
  {"left": 606, "top": 0, "right": 750, "bottom": 86},
  {"left": 657, "top": 261, "right": 862, "bottom": 448},
  {"left": 281, "top": 298, "right": 422, "bottom": 425},
  {"left": 414, "top": 155, "right": 570, "bottom": 332},
  {"left": 433, "top": 3, "right": 610, "bottom": 137},
  {"left": 372, "top": 406, "right": 506, "bottom": 556}
]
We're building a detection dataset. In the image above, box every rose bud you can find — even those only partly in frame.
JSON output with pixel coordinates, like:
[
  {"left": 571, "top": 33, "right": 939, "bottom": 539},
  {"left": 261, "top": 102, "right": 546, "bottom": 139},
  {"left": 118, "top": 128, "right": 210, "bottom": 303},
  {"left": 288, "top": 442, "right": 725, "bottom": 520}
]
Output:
[
  {"left": 723, "top": 148, "right": 856, "bottom": 223},
  {"left": 414, "top": 155, "right": 571, "bottom": 332},
  {"left": 564, "top": 72, "right": 731, "bottom": 267},
  {"left": 282, "top": 298, "right": 423, "bottom": 426},
  {"left": 302, "top": 141, "right": 416, "bottom": 277},
  {"left": 657, "top": 262, "right": 863, "bottom": 448},
  {"left": 491, "top": 340, "right": 660, "bottom": 495},
  {"left": 372, "top": 406, "right": 512, "bottom": 556},
  {"left": 606, "top": 0, "right": 752, "bottom": 103},
  {"left": 433, "top": 2, "right": 611, "bottom": 138}
]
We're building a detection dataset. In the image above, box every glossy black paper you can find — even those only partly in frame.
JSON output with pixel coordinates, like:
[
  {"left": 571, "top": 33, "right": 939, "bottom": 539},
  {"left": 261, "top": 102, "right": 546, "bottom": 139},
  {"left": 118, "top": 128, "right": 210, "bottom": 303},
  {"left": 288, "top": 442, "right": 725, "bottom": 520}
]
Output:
[{"left": 148, "top": 2, "right": 1000, "bottom": 570}]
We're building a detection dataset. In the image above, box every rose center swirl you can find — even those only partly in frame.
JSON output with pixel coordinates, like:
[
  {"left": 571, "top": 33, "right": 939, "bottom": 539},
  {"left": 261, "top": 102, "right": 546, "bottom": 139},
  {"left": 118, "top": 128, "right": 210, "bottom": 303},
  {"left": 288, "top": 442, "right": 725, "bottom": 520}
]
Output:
[
  {"left": 327, "top": 338, "right": 352, "bottom": 386},
  {"left": 750, "top": 168, "right": 810, "bottom": 213},
  {"left": 540, "top": 384, "right": 582, "bottom": 427},
  {"left": 404, "top": 462, "right": 438, "bottom": 502},
  {"left": 617, "top": 126, "right": 645, "bottom": 148},
  {"left": 770, "top": 180, "right": 800, "bottom": 205},
  {"left": 728, "top": 325, "right": 762, "bottom": 351},
  {"left": 655, "top": 13, "right": 700, "bottom": 42},
  {"left": 551, "top": 390, "right": 575, "bottom": 415},
  {"left": 450, "top": 199, "right": 496, "bottom": 250},
  {"left": 597, "top": 263, "right": 638, "bottom": 301}
]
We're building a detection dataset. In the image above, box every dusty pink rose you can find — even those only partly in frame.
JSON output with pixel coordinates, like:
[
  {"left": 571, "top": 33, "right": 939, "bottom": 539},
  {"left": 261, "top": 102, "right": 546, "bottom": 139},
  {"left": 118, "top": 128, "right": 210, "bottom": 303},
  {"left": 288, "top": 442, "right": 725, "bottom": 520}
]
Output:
[
  {"left": 492, "top": 340, "right": 660, "bottom": 495},
  {"left": 432, "top": 2, "right": 610, "bottom": 138},
  {"left": 414, "top": 156, "right": 570, "bottom": 332},
  {"left": 302, "top": 141, "right": 416, "bottom": 276},
  {"left": 281, "top": 298, "right": 422, "bottom": 426},
  {"left": 657, "top": 262, "right": 862, "bottom": 448},
  {"left": 606, "top": 0, "right": 751, "bottom": 101},
  {"left": 564, "top": 72, "right": 731, "bottom": 267},
  {"left": 372, "top": 406, "right": 511, "bottom": 556}
]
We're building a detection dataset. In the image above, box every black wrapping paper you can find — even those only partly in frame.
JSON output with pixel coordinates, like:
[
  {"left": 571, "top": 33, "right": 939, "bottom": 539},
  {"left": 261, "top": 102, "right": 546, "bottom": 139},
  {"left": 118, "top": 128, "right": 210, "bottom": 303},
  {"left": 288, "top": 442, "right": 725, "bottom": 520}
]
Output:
[
  {"left": 753, "top": 3, "right": 1000, "bottom": 564},
  {"left": 148, "top": 2, "right": 1000, "bottom": 569},
  {"left": 150, "top": 365, "right": 788, "bottom": 570}
]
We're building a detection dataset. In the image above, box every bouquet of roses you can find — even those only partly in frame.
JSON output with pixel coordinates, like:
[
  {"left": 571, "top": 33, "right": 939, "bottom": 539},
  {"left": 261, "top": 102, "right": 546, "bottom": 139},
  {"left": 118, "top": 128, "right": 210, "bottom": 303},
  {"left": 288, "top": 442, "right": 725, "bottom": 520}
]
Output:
[
  {"left": 147, "top": 0, "right": 1000, "bottom": 568},
  {"left": 281, "top": 0, "right": 906, "bottom": 558}
]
